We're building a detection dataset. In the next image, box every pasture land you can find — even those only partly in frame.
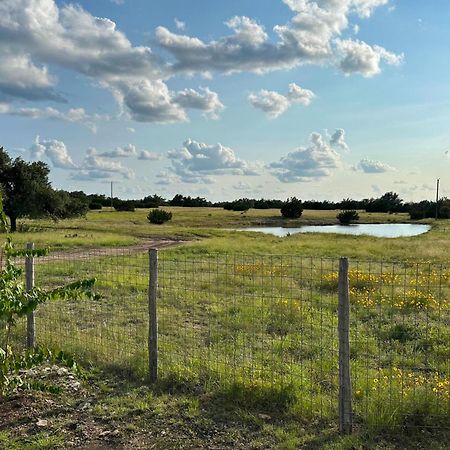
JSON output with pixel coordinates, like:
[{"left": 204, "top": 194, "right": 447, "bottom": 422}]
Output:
[
  {"left": 2, "top": 208, "right": 449, "bottom": 449},
  {"left": 7, "top": 207, "right": 448, "bottom": 262}
]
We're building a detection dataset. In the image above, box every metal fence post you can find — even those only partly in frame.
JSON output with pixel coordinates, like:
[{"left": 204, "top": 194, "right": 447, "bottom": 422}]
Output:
[
  {"left": 26, "top": 242, "right": 35, "bottom": 348},
  {"left": 148, "top": 248, "right": 158, "bottom": 382},
  {"left": 338, "top": 257, "right": 353, "bottom": 434}
]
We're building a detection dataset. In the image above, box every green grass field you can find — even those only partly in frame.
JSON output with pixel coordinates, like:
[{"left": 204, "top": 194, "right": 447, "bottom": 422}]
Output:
[{"left": 2, "top": 208, "right": 449, "bottom": 449}]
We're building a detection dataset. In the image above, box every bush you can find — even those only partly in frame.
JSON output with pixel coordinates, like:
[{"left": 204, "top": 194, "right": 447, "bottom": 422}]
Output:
[
  {"left": 280, "top": 197, "right": 303, "bottom": 219},
  {"left": 148, "top": 209, "right": 172, "bottom": 224},
  {"left": 89, "top": 202, "right": 103, "bottom": 210},
  {"left": 337, "top": 210, "right": 359, "bottom": 225}
]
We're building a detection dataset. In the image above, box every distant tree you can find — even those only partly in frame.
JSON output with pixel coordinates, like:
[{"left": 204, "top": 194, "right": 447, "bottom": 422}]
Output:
[
  {"left": 337, "top": 210, "right": 359, "bottom": 225},
  {"left": 0, "top": 147, "right": 78, "bottom": 232},
  {"left": 366, "top": 192, "right": 405, "bottom": 213},
  {"left": 114, "top": 200, "right": 135, "bottom": 212},
  {"left": 281, "top": 197, "right": 303, "bottom": 219},
  {"left": 223, "top": 198, "right": 254, "bottom": 212},
  {"left": 89, "top": 202, "right": 103, "bottom": 210},
  {"left": 140, "top": 194, "right": 166, "bottom": 208}
]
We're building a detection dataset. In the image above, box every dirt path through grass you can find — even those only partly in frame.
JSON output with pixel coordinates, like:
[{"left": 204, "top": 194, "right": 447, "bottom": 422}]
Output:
[{"left": 40, "top": 237, "right": 187, "bottom": 261}]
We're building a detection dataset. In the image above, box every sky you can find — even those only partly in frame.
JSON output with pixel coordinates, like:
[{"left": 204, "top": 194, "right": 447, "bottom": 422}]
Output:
[{"left": 0, "top": 0, "right": 449, "bottom": 202}]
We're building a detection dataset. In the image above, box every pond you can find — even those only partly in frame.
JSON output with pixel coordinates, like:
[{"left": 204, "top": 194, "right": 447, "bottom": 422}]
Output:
[{"left": 240, "top": 224, "right": 431, "bottom": 238}]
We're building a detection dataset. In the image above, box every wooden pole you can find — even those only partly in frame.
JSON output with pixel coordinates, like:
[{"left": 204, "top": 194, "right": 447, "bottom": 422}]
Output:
[
  {"left": 26, "top": 242, "right": 35, "bottom": 348},
  {"left": 435, "top": 178, "right": 440, "bottom": 220},
  {"left": 148, "top": 248, "right": 158, "bottom": 382},
  {"left": 338, "top": 257, "right": 353, "bottom": 434}
]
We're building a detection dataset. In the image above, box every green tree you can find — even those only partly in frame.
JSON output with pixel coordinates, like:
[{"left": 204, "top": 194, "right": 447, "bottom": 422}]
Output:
[
  {"left": 0, "top": 148, "right": 88, "bottom": 231},
  {"left": 281, "top": 197, "right": 303, "bottom": 219}
]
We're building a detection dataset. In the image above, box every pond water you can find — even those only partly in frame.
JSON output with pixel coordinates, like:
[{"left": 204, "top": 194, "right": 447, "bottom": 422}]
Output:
[{"left": 240, "top": 224, "right": 431, "bottom": 239}]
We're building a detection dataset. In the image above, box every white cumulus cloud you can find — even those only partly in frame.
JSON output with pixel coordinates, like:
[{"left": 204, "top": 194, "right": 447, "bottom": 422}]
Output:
[
  {"left": 249, "top": 83, "right": 314, "bottom": 118},
  {"left": 269, "top": 130, "right": 348, "bottom": 182},
  {"left": 167, "top": 139, "right": 260, "bottom": 183},
  {"left": 30, "top": 136, "right": 77, "bottom": 169},
  {"left": 353, "top": 158, "right": 395, "bottom": 173},
  {"left": 156, "top": 1, "right": 400, "bottom": 77},
  {"left": 335, "top": 39, "right": 404, "bottom": 77}
]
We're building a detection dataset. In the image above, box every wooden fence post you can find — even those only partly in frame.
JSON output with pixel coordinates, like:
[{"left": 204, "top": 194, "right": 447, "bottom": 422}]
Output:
[
  {"left": 148, "top": 248, "right": 158, "bottom": 382},
  {"left": 26, "top": 242, "right": 35, "bottom": 348},
  {"left": 338, "top": 257, "right": 353, "bottom": 434}
]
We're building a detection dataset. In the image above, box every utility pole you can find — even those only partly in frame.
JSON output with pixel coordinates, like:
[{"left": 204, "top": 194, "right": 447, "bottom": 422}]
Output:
[
  {"left": 110, "top": 181, "right": 114, "bottom": 210},
  {"left": 435, "top": 178, "right": 440, "bottom": 220}
]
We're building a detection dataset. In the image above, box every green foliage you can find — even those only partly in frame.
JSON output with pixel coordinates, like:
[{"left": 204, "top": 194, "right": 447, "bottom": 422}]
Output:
[
  {"left": 0, "top": 191, "right": 97, "bottom": 397},
  {"left": 148, "top": 209, "right": 173, "bottom": 224},
  {"left": 365, "top": 192, "right": 405, "bottom": 213},
  {"left": 0, "top": 148, "right": 89, "bottom": 231},
  {"left": 0, "top": 346, "right": 83, "bottom": 396},
  {"left": 280, "top": 197, "right": 303, "bottom": 219},
  {"left": 337, "top": 210, "right": 359, "bottom": 225},
  {"left": 114, "top": 200, "right": 135, "bottom": 212},
  {"left": 89, "top": 201, "right": 103, "bottom": 210},
  {"left": 223, "top": 198, "right": 255, "bottom": 212}
]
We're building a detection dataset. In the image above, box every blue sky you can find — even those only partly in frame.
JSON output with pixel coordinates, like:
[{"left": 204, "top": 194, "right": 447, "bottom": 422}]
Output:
[{"left": 0, "top": 0, "right": 449, "bottom": 201}]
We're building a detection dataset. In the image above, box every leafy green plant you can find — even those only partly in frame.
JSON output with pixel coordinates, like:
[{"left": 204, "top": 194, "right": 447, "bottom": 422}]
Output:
[
  {"left": 148, "top": 209, "right": 173, "bottom": 224},
  {"left": 0, "top": 192, "right": 98, "bottom": 397},
  {"left": 337, "top": 209, "right": 359, "bottom": 225}
]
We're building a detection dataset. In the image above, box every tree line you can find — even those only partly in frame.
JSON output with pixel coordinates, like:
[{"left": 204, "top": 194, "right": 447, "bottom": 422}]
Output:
[{"left": 1, "top": 147, "right": 449, "bottom": 232}]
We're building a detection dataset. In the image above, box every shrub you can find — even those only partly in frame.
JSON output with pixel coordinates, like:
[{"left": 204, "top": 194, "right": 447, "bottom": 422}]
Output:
[
  {"left": 337, "top": 209, "right": 359, "bottom": 225},
  {"left": 148, "top": 209, "right": 172, "bottom": 224},
  {"left": 280, "top": 197, "right": 303, "bottom": 219},
  {"left": 89, "top": 202, "right": 103, "bottom": 210}
]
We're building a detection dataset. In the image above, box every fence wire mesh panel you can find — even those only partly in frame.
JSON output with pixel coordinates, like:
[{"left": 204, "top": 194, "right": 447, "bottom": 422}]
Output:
[
  {"left": 345, "top": 260, "right": 450, "bottom": 430},
  {"left": 158, "top": 254, "right": 340, "bottom": 420},
  {"left": 7, "top": 246, "right": 449, "bottom": 430},
  {"left": 32, "top": 249, "right": 150, "bottom": 377}
]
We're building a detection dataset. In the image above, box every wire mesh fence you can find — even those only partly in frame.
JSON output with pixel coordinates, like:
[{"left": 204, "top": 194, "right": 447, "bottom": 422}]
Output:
[{"left": 3, "top": 246, "right": 449, "bottom": 430}]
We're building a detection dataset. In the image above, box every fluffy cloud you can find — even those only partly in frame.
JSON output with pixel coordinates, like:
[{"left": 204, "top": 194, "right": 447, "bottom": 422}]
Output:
[
  {"left": 167, "top": 139, "right": 259, "bottom": 183},
  {"left": 77, "top": 149, "right": 134, "bottom": 180},
  {"left": 329, "top": 128, "right": 349, "bottom": 151},
  {"left": 138, "top": 150, "right": 161, "bottom": 161},
  {"left": 115, "top": 80, "right": 187, "bottom": 123},
  {"left": 353, "top": 158, "right": 395, "bottom": 173},
  {"left": 269, "top": 130, "right": 347, "bottom": 182},
  {"left": 173, "top": 87, "right": 225, "bottom": 119},
  {"left": 0, "top": 0, "right": 223, "bottom": 124},
  {"left": 248, "top": 90, "right": 290, "bottom": 118},
  {"left": 335, "top": 39, "right": 403, "bottom": 77},
  {"left": 98, "top": 144, "right": 161, "bottom": 161},
  {"left": 0, "top": 49, "right": 63, "bottom": 102},
  {"left": 0, "top": 105, "right": 99, "bottom": 132},
  {"left": 248, "top": 83, "right": 314, "bottom": 118},
  {"left": 156, "top": 1, "right": 400, "bottom": 77},
  {"left": 98, "top": 144, "right": 138, "bottom": 158},
  {"left": 174, "top": 18, "right": 186, "bottom": 31},
  {"left": 30, "top": 136, "right": 77, "bottom": 169},
  {"left": 0, "top": 0, "right": 400, "bottom": 126},
  {"left": 28, "top": 136, "right": 134, "bottom": 180}
]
